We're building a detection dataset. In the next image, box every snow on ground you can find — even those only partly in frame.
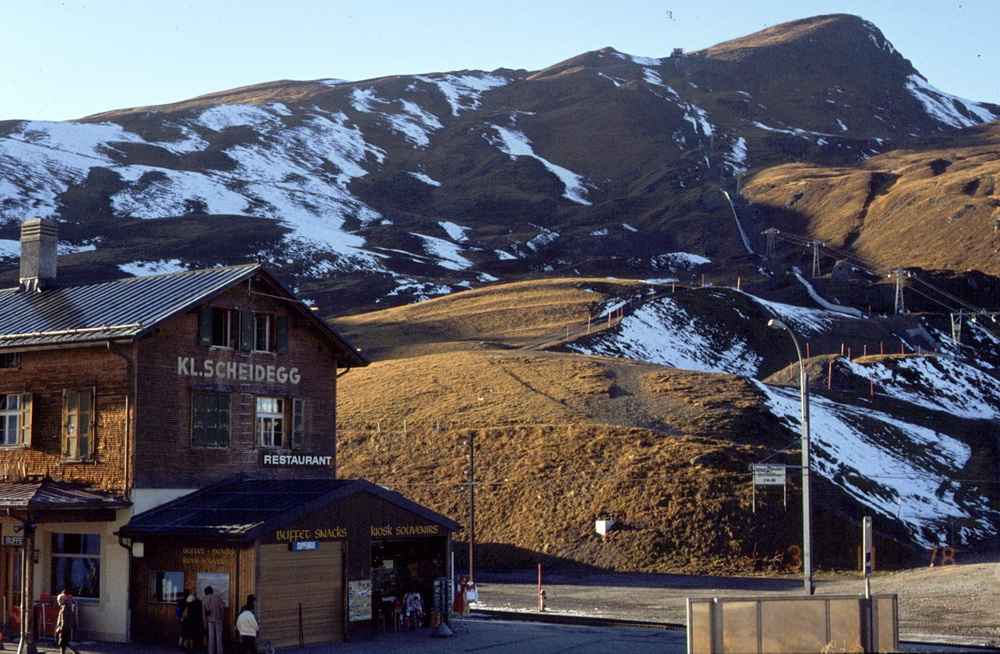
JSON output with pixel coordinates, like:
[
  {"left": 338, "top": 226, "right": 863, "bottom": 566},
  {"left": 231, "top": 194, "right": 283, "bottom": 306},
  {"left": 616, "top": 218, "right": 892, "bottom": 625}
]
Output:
[
  {"left": 415, "top": 73, "right": 510, "bottom": 116},
  {"left": 749, "top": 293, "right": 858, "bottom": 338},
  {"left": 843, "top": 356, "right": 1000, "bottom": 420},
  {"left": 438, "top": 221, "right": 468, "bottom": 241},
  {"left": 0, "top": 105, "right": 388, "bottom": 270},
  {"left": 682, "top": 103, "right": 714, "bottom": 136},
  {"left": 725, "top": 137, "right": 748, "bottom": 173},
  {"left": 350, "top": 88, "right": 443, "bottom": 146},
  {"left": 0, "top": 240, "right": 18, "bottom": 258},
  {"left": 524, "top": 225, "right": 559, "bottom": 252},
  {"left": 411, "top": 233, "right": 473, "bottom": 271},
  {"left": 119, "top": 260, "right": 188, "bottom": 276},
  {"left": 650, "top": 252, "right": 710, "bottom": 270},
  {"left": 380, "top": 277, "right": 453, "bottom": 303},
  {"left": 758, "top": 382, "right": 996, "bottom": 545},
  {"left": 411, "top": 172, "right": 441, "bottom": 186},
  {"left": 489, "top": 126, "right": 591, "bottom": 205},
  {"left": 905, "top": 74, "right": 999, "bottom": 129},
  {"left": 566, "top": 297, "right": 762, "bottom": 376}
]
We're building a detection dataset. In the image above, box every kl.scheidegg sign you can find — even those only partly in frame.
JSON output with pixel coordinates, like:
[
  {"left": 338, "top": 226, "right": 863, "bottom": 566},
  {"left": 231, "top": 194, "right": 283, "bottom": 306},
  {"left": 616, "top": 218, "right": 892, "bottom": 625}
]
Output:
[{"left": 177, "top": 356, "right": 301, "bottom": 384}]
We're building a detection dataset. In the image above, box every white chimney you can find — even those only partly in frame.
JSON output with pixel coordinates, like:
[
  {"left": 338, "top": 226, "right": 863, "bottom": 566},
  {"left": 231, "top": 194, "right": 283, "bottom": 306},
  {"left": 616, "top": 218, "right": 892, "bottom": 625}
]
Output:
[{"left": 19, "top": 217, "right": 58, "bottom": 292}]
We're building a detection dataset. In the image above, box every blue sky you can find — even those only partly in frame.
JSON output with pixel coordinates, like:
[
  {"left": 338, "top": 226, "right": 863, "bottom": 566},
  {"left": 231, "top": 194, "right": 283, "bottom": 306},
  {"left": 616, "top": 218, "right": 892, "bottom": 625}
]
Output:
[{"left": 2, "top": 0, "right": 997, "bottom": 122}]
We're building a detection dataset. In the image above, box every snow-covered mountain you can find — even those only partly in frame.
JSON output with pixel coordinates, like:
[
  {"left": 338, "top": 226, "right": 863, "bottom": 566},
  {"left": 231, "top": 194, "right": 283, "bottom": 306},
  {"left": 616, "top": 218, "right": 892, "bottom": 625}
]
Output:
[{"left": 1, "top": 14, "right": 998, "bottom": 313}]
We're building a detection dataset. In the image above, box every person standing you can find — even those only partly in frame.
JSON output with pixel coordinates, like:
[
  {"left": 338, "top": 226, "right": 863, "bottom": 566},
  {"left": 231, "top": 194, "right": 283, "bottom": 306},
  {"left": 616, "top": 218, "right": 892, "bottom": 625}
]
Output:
[
  {"left": 182, "top": 591, "right": 205, "bottom": 653},
  {"left": 236, "top": 595, "right": 259, "bottom": 654},
  {"left": 176, "top": 588, "right": 190, "bottom": 650},
  {"left": 55, "top": 590, "right": 81, "bottom": 654},
  {"left": 202, "top": 585, "right": 226, "bottom": 654}
]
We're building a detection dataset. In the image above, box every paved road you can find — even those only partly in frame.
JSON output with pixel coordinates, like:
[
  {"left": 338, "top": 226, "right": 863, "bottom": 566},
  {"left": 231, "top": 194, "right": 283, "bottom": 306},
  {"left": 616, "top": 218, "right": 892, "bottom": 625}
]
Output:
[
  {"left": 18, "top": 620, "right": 685, "bottom": 654},
  {"left": 17, "top": 618, "right": 996, "bottom": 654}
]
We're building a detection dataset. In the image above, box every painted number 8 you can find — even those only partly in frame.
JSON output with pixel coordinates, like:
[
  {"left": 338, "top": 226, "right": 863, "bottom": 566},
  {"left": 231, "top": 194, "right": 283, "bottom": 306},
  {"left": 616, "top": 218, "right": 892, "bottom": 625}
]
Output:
[{"left": 929, "top": 546, "right": 957, "bottom": 567}]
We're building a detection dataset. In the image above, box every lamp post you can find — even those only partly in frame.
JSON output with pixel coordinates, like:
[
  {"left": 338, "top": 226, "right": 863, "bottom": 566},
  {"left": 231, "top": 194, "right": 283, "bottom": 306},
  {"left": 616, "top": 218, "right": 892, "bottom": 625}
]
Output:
[{"left": 767, "top": 318, "right": 814, "bottom": 595}]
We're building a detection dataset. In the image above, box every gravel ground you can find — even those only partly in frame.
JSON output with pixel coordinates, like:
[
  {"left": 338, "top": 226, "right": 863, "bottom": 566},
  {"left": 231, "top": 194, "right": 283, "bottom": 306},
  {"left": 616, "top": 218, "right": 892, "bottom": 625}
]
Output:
[{"left": 474, "top": 559, "right": 1000, "bottom": 649}]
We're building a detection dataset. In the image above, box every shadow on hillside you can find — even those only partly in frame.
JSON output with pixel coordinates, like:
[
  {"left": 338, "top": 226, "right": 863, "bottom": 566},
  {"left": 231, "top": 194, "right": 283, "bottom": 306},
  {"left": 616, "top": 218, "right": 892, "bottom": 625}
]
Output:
[{"left": 460, "top": 543, "right": 802, "bottom": 591}]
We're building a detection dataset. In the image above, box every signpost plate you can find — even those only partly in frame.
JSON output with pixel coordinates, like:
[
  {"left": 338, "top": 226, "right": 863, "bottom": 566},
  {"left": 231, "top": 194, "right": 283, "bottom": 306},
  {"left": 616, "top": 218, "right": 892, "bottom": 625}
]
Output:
[{"left": 753, "top": 464, "right": 787, "bottom": 486}]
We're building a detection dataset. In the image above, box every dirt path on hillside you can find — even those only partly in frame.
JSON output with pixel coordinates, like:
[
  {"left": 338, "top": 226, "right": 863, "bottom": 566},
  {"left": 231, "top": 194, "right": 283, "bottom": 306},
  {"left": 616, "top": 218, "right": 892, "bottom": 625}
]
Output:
[{"left": 474, "top": 561, "right": 1000, "bottom": 648}]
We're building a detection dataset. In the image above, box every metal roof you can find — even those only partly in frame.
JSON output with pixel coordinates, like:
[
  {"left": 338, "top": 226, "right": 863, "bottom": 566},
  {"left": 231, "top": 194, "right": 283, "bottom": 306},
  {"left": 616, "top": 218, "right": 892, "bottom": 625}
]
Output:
[
  {"left": 0, "top": 264, "right": 368, "bottom": 366},
  {"left": 118, "top": 477, "right": 460, "bottom": 540},
  {"left": 0, "top": 477, "right": 130, "bottom": 511},
  {"left": 0, "top": 264, "right": 260, "bottom": 349}
]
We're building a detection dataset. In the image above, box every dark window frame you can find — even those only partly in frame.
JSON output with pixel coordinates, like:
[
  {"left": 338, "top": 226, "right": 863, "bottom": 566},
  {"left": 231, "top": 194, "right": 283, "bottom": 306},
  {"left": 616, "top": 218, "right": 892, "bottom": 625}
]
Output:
[
  {"left": 51, "top": 533, "right": 101, "bottom": 600},
  {"left": 192, "top": 390, "right": 230, "bottom": 448}
]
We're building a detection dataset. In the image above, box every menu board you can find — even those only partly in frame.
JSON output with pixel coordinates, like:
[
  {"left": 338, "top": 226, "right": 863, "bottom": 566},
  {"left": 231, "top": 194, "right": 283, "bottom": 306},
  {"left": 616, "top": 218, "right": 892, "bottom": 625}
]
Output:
[{"left": 348, "top": 580, "right": 372, "bottom": 622}]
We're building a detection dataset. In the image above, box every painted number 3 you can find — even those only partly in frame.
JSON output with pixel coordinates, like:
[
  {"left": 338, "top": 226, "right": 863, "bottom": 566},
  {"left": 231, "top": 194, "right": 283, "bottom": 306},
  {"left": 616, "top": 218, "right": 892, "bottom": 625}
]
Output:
[
  {"left": 929, "top": 546, "right": 957, "bottom": 568},
  {"left": 784, "top": 545, "right": 803, "bottom": 571}
]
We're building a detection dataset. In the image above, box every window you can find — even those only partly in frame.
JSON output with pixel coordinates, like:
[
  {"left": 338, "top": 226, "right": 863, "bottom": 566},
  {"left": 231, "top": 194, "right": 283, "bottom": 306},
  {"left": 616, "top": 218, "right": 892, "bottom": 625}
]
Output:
[
  {"left": 51, "top": 533, "right": 100, "bottom": 599},
  {"left": 63, "top": 389, "right": 94, "bottom": 461},
  {"left": 199, "top": 306, "right": 288, "bottom": 353},
  {"left": 256, "top": 397, "right": 285, "bottom": 447},
  {"left": 151, "top": 571, "right": 185, "bottom": 603},
  {"left": 199, "top": 306, "right": 236, "bottom": 348},
  {"left": 0, "top": 353, "right": 17, "bottom": 369},
  {"left": 255, "top": 313, "right": 272, "bottom": 352},
  {"left": 0, "top": 393, "right": 31, "bottom": 448},
  {"left": 192, "top": 391, "right": 230, "bottom": 448}
]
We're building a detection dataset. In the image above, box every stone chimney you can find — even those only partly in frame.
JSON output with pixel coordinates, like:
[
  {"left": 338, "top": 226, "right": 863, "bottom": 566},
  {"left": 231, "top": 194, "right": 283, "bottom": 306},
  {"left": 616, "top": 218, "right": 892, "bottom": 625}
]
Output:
[{"left": 19, "top": 217, "right": 58, "bottom": 292}]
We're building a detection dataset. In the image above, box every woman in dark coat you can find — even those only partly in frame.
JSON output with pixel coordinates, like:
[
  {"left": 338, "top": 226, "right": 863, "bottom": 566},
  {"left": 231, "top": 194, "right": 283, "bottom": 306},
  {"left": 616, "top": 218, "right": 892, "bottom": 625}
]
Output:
[{"left": 181, "top": 592, "right": 205, "bottom": 652}]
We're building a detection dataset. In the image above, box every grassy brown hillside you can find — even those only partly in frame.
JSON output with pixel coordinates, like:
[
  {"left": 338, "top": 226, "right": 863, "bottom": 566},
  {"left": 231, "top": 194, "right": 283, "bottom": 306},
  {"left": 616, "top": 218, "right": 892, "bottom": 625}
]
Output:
[
  {"left": 332, "top": 278, "right": 911, "bottom": 573},
  {"left": 742, "top": 121, "right": 1000, "bottom": 277}
]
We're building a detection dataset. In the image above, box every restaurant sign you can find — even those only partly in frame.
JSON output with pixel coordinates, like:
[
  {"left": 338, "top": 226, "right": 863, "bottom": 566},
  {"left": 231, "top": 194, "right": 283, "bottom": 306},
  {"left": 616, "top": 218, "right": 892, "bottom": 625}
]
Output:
[{"left": 260, "top": 452, "right": 333, "bottom": 468}]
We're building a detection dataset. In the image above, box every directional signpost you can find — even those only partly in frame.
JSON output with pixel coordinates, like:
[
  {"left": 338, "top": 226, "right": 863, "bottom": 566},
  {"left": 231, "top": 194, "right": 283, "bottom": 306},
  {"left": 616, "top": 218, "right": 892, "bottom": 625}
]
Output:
[{"left": 752, "top": 464, "right": 787, "bottom": 511}]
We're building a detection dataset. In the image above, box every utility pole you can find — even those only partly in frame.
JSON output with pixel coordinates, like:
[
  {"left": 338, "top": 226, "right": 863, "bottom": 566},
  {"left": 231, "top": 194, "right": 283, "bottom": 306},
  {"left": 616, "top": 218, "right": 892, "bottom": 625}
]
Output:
[
  {"left": 468, "top": 432, "right": 475, "bottom": 582},
  {"left": 890, "top": 269, "right": 907, "bottom": 315},
  {"left": 811, "top": 241, "right": 821, "bottom": 278},
  {"left": 763, "top": 228, "right": 777, "bottom": 259}
]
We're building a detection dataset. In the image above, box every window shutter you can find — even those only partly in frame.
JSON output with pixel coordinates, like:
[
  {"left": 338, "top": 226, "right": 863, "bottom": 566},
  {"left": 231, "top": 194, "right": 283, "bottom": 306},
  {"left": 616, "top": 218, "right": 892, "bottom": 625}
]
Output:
[
  {"left": 20, "top": 393, "right": 32, "bottom": 448},
  {"left": 62, "top": 390, "right": 75, "bottom": 459},
  {"left": 291, "top": 398, "right": 304, "bottom": 450},
  {"left": 239, "top": 310, "right": 255, "bottom": 352},
  {"left": 198, "top": 305, "right": 214, "bottom": 346},
  {"left": 276, "top": 315, "right": 289, "bottom": 354},
  {"left": 218, "top": 393, "right": 230, "bottom": 447},
  {"left": 79, "top": 388, "right": 94, "bottom": 460}
]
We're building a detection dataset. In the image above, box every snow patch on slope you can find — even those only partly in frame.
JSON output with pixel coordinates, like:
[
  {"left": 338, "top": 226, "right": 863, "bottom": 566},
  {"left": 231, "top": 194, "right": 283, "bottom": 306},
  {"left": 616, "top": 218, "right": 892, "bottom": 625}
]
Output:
[
  {"left": 350, "top": 88, "right": 443, "bottom": 146},
  {"left": 119, "top": 259, "right": 188, "bottom": 276},
  {"left": 489, "top": 126, "right": 591, "bottom": 205},
  {"left": 411, "top": 233, "right": 473, "bottom": 271},
  {"left": 905, "top": 74, "right": 1000, "bottom": 128},
  {"left": 566, "top": 297, "right": 762, "bottom": 376},
  {"left": 844, "top": 356, "right": 1000, "bottom": 420},
  {"left": 759, "top": 382, "right": 995, "bottom": 545},
  {"left": 415, "top": 73, "right": 510, "bottom": 116}
]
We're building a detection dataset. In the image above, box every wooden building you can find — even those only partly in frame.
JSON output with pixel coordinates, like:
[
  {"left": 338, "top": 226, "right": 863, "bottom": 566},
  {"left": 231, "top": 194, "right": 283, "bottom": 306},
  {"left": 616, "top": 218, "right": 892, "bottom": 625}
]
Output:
[
  {"left": 119, "top": 477, "right": 458, "bottom": 647},
  {"left": 0, "top": 218, "right": 458, "bottom": 649}
]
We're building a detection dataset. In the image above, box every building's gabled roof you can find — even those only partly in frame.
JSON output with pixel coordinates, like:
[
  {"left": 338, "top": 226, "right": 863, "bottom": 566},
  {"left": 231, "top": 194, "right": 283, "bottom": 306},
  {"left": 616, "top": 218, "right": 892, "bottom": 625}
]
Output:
[
  {"left": 0, "top": 263, "right": 368, "bottom": 366},
  {"left": 0, "top": 477, "right": 130, "bottom": 512},
  {"left": 117, "top": 477, "right": 461, "bottom": 541}
]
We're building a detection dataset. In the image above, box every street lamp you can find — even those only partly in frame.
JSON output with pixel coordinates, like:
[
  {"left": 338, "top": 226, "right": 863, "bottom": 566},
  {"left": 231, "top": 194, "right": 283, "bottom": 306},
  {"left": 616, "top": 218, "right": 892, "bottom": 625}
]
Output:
[{"left": 767, "top": 318, "right": 814, "bottom": 595}]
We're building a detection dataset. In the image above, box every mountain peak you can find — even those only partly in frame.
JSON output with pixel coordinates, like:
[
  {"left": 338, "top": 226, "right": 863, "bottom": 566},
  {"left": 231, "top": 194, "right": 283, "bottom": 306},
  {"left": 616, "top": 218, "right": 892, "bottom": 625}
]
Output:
[{"left": 703, "top": 14, "right": 889, "bottom": 60}]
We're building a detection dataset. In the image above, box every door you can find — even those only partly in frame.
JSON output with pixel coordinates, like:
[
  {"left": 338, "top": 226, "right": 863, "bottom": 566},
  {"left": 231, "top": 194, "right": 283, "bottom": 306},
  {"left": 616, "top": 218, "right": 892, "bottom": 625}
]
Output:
[{"left": 257, "top": 542, "right": 344, "bottom": 647}]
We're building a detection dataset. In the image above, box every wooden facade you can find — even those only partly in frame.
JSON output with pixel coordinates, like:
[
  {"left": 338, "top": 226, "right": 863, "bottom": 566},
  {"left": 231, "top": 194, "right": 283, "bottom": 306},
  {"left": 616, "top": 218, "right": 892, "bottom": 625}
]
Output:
[
  {"left": 123, "top": 479, "right": 457, "bottom": 646},
  {"left": 0, "top": 221, "right": 457, "bottom": 649}
]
